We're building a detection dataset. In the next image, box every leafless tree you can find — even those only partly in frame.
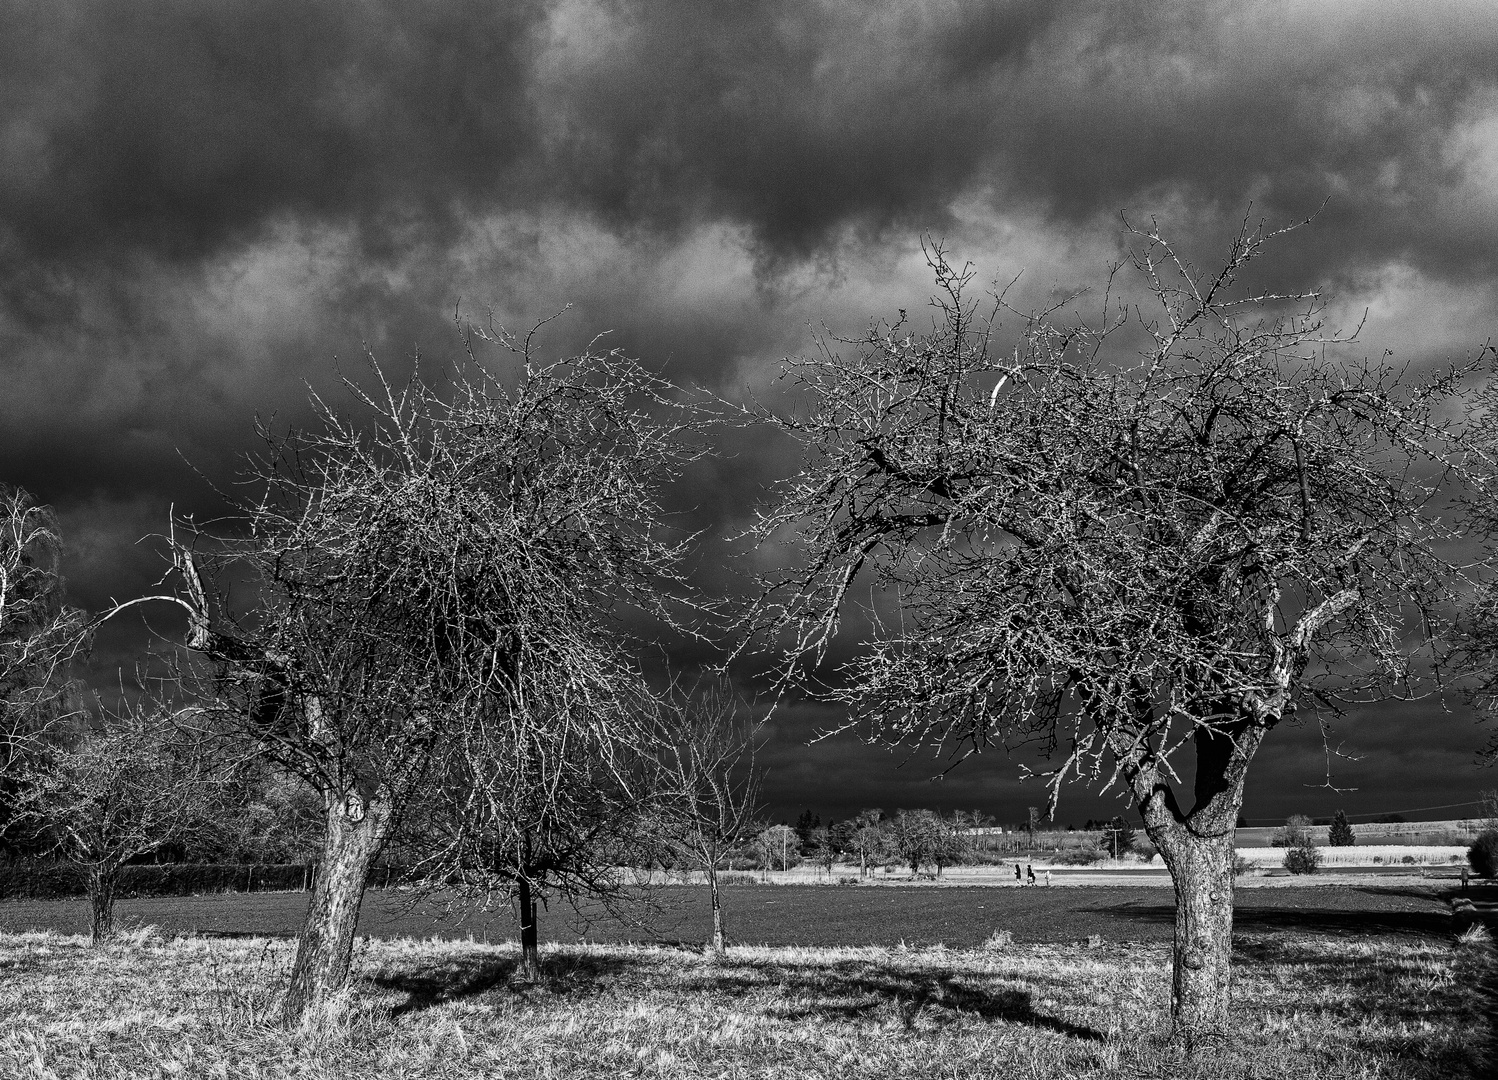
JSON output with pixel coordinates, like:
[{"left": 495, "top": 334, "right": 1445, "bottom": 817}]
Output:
[
  {"left": 12, "top": 700, "right": 224, "bottom": 942},
  {"left": 0, "top": 486, "right": 87, "bottom": 820},
  {"left": 660, "top": 678, "right": 763, "bottom": 955},
  {"left": 885, "top": 808, "right": 941, "bottom": 877},
  {"left": 749, "top": 215, "right": 1485, "bottom": 1048},
  {"left": 132, "top": 325, "right": 703, "bottom": 1024},
  {"left": 755, "top": 823, "right": 798, "bottom": 873},
  {"left": 847, "top": 809, "right": 885, "bottom": 879},
  {"left": 403, "top": 690, "right": 669, "bottom": 982}
]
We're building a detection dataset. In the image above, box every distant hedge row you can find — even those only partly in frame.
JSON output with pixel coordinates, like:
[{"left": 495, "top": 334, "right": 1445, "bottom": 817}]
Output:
[{"left": 0, "top": 862, "right": 402, "bottom": 900}]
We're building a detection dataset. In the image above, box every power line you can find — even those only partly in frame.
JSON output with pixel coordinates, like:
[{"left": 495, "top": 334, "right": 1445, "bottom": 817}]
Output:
[{"left": 1242, "top": 799, "right": 1487, "bottom": 826}]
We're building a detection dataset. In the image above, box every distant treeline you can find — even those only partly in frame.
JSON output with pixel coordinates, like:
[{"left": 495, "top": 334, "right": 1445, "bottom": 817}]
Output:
[{"left": 0, "top": 861, "right": 404, "bottom": 901}]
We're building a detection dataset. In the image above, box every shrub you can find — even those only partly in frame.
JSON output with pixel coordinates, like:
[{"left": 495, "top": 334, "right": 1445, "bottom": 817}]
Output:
[
  {"left": 982, "top": 929, "right": 1014, "bottom": 950},
  {"left": 1469, "top": 831, "right": 1498, "bottom": 878},
  {"left": 1232, "top": 853, "right": 1253, "bottom": 876},
  {"left": 1283, "top": 844, "right": 1321, "bottom": 875},
  {"left": 1052, "top": 847, "right": 1106, "bottom": 866}
]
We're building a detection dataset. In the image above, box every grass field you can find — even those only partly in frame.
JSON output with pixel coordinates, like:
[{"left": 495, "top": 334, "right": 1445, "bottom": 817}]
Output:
[
  {"left": 0, "top": 925, "right": 1485, "bottom": 1079},
  {"left": 0, "top": 886, "right": 1481, "bottom": 1078},
  {"left": 0, "top": 884, "right": 1460, "bottom": 948}
]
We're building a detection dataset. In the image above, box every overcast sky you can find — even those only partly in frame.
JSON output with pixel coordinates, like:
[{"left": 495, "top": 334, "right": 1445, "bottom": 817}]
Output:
[{"left": 5, "top": 0, "right": 1498, "bottom": 826}]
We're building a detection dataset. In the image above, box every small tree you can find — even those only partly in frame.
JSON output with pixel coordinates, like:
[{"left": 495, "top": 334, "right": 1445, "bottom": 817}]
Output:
[
  {"left": 847, "top": 809, "right": 885, "bottom": 879},
  {"left": 1102, "top": 816, "right": 1137, "bottom": 859},
  {"left": 748, "top": 216, "right": 1485, "bottom": 1048},
  {"left": 14, "top": 702, "right": 223, "bottom": 941},
  {"left": 756, "top": 824, "right": 800, "bottom": 872},
  {"left": 659, "top": 680, "right": 763, "bottom": 955},
  {"left": 886, "top": 809, "right": 940, "bottom": 877},
  {"left": 1328, "top": 810, "right": 1355, "bottom": 847},
  {"left": 809, "top": 826, "right": 839, "bottom": 877},
  {"left": 1273, "top": 814, "right": 1316, "bottom": 848},
  {"left": 407, "top": 699, "right": 663, "bottom": 981},
  {"left": 929, "top": 814, "right": 968, "bottom": 879}
]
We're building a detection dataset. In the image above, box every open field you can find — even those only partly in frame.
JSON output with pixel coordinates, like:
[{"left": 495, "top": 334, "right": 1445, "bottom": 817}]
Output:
[
  {"left": 0, "top": 884, "right": 1460, "bottom": 947},
  {"left": 0, "top": 926, "right": 1485, "bottom": 1079}
]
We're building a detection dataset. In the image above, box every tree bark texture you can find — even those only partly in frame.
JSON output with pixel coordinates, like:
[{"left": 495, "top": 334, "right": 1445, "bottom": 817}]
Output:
[
  {"left": 1136, "top": 752, "right": 1248, "bottom": 1053},
  {"left": 708, "top": 867, "right": 725, "bottom": 954},
  {"left": 1156, "top": 827, "right": 1236, "bottom": 1044},
  {"left": 516, "top": 875, "right": 541, "bottom": 980},
  {"left": 88, "top": 866, "right": 119, "bottom": 944},
  {"left": 281, "top": 786, "right": 392, "bottom": 1027}
]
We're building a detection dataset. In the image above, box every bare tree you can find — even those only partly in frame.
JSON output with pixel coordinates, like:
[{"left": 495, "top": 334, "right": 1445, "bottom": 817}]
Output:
[
  {"left": 660, "top": 679, "right": 763, "bottom": 955},
  {"left": 404, "top": 689, "right": 669, "bottom": 982},
  {"left": 847, "top": 809, "right": 885, "bottom": 879},
  {"left": 886, "top": 809, "right": 940, "bottom": 877},
  {"left": 13, "top": 701, "right": 223, "bottom": 942},
  {"left": 133, "top": 327, "right": 703, "bottom": 1024},
  {"left": 0, "top": 486, "right": 87, "bottom": 831},
  {"left": 749, "top": 216, "right": 1483, "bottom": 1048},
  {"left": 808, "top": 826, "right": 839, "bottom": 878},
  {"left": 755, "top": 823, "right": 799, "bottom": 873}
]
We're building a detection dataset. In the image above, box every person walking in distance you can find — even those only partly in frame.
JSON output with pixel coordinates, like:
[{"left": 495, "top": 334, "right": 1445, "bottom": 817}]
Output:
[
  {"left": 1026, "top": 863, "right": 1035, "bottom": 886},
  {"left": 1015, "top": 863, "right": 1022, "bottom": 882},
  {"left": 1045, "top": 869, "right": 1052, "bottom": 887}
]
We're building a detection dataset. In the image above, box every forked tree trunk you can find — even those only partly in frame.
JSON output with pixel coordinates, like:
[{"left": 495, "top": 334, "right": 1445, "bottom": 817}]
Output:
[
  {"left": 707, "top": 866, "right": 725, "bottom": 954},
  {"left": 281, "top": 786, "right": 392, "bottom": 1027},
  {"left": 516, "top": 875, "right": 541, "bottom": 980},
  {"left": 1137, "top": 723, "right": 1252, "bottom": 1054},
  {"left": 88, "top": 865, "right": 120, "bottom": 944}
]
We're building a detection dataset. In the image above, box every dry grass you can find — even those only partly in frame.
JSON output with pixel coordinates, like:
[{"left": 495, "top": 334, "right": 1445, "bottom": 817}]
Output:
[{"left": 0, "top": 925, "right": 1486, "bottom": 1078}]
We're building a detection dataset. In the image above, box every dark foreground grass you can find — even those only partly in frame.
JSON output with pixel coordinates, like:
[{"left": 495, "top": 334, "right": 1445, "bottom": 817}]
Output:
[
  {"left": 0, "top": 884, "right": 1455, "bottom": 947},
  {"left": 0, "top": 925, "right": 1485, "bottom": 1079}
]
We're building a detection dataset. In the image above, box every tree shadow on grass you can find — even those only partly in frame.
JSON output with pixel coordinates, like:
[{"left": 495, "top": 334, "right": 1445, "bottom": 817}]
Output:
[
  {"left": 374, "top": 952, "right": 636, "bottom": 1016},
  {"left": 702, "top": 959, "right": 1105, "bottom": 1042},
  {"left": 1102, "top": 901, "right": 1451, "bottom": 940}
]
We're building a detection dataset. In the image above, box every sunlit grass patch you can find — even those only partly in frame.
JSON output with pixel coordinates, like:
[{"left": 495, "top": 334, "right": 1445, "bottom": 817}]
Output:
[{"left": 0, "top": 928, "right": 1484, "bottom": 1078}]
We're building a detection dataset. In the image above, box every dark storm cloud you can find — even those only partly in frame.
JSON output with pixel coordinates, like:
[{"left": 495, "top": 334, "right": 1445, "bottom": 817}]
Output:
[
  {"left": 4, "top": 0, "right": 1498, "bottom": 812},
  {"left": 0, "top": 0, "right": 545, "bottom": 271}
]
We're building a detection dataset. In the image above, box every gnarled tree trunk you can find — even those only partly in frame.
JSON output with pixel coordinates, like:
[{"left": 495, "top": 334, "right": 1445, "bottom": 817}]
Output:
[
  {"left": 1154, "top": 824, "right": 1236, "bottom": 1040},
  {"left": 1136, "top": 721, "right": 1254, "bottom": 1053},
  {"left": 88, "top": 865, "right": 120, "bottom": 944},
  {"left": 281, "top": 784, "right": 393, "bottom": 1027}
]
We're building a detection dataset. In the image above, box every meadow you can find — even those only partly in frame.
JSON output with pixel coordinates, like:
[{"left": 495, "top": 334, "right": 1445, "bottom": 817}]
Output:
[
  {"left": 0, "top": 883, "right": 1457, "bottom": 947},
  {"left": 0, "top": 882, "right": 1485, "bottom": 1078},
  {"left": 0, "top": 924, "right": 1484, "bottom": 1079}
]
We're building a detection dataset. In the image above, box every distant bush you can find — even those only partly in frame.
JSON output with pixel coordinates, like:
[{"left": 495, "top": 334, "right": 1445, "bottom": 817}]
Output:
[
  {"left": 1283, "top": 845, "right": 1321, "bottom": 875},
  {"left": 0, "top": 861, "right": 368, "bottom": 900},
  {"left": 1233, "top": 853, "right": 1253, "bottom": 876},
  {"left": 1052, "top": 847, "right": 1106, "bottom": 866},
  {"left": 1468, "top": 832, "right": 1498, "bottom": 878},
  {"left": 715, "top": 871, "right": 759, "bottom": 886}
]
